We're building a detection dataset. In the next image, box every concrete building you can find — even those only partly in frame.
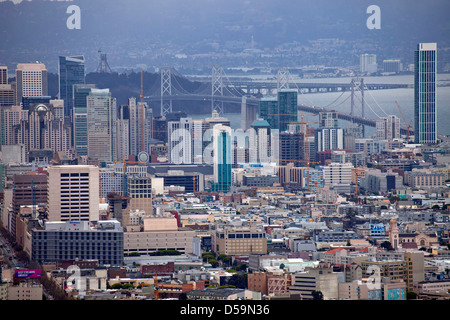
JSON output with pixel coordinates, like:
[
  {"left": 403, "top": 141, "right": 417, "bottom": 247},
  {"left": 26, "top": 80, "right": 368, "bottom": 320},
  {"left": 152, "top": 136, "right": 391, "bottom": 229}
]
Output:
[
  {"left": 322, "top": 162, "right": 353, "bottom": 192},
  {"left": 361, "top": 169, "right": 404, "bottom": 194},
  {"left": 5, "top": 283, "right": 43, "bottom": 300},
  {"left": 248, "top": 272, "right": 292, "bottom": 297},
  {"left": 212, "top": 226, "right": 267, "bottom": 255},
  {"left": 376, "top": 115, "right": 401, "bottom": 140},
  {"left": 404, "top": 170, "right": 445, "bottom": 189},
  {"left": 383, "top": 59, "right": 402, "bottom": 74},
  {"left": 289, "top": 266, "right": 341, "bottom": 300},
  {"left": 168, "top": 117, "right": 193, "bottom": 164},
  {"left": 360, "top": 251, "right": 425, "bottom": 292},
  {"left": 31, "top": 220, "right": 124, "bottom": 266},
  {"left": 15, "top": 62, "right": 48, "bottom": 104},
  {"left": 86, "top": 88, "right": 117, "bottom": 162},
  {"left": 123, "top": 215, "right": 197, "bottom": 255},
  {"left": 360, "top": 53, "right": 377, "bottom": 73},
  {"left": 47, "top": 165, "right": 100, "bottom": 222}
]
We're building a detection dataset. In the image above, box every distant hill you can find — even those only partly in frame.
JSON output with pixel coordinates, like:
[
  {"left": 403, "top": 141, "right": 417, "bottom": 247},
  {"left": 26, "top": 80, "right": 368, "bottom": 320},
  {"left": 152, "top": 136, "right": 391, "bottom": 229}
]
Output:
[{"left": 1, "top": 0, "right": 449, "bottom": 73}]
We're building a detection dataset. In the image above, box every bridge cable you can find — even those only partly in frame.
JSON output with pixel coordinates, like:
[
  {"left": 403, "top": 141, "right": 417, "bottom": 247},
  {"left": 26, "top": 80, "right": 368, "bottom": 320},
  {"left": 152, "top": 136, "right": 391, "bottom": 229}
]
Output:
[
  {"left": 362, "top": 83, "right": 389, "bottom": 117},
  {"left": 322, "top": 90, "right": 347, "bottom": 109}
]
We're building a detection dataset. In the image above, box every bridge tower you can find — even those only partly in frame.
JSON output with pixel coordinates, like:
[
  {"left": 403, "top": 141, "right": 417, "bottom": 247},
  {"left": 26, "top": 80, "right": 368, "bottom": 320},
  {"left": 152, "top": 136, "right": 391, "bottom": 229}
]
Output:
[
  {"left": 96, "top": 51, "right": 112, "bottom": 73},
  {"left": 211, "top": 65, "right": 224, "bottom": 116},
  {"left": 277, "top": 68, "right": 291, "bottom": 91},
  {"left": 160, "top": 67, "right": 173, "bottom": 116},
  {"left": 350, "top": 78, "right": 365, "bottom": 137}
]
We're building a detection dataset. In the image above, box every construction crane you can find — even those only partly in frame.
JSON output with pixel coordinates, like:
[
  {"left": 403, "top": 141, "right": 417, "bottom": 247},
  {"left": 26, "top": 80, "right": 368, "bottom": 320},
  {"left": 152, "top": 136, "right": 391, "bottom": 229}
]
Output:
[{"left": 395, "top": 101, "right": 411, "bottom": 142}]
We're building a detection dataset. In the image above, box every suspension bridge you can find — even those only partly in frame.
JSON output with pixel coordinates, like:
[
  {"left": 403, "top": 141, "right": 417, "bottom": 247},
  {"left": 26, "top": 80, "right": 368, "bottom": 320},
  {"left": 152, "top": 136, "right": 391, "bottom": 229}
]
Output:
[{"left": 143, "top": 66, "right": 414, "bottom": 137}]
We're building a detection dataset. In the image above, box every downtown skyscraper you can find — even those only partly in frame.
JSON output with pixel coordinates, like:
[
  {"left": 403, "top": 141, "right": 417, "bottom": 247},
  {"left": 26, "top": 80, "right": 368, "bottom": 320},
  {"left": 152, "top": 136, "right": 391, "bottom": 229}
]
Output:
[
  {"left": 58, "top": 55, "right": 85, "bottom": 119},
  {"left": 86, "top": 88, "right": 117, "bottom": 162},
  {"left": 15, "top": 62, "right": 48, "bottom": 105},
  {"left": 259, "top": 89, "right": 297, "bottom": 132},
  {"left": 414, "top": 43, "right": 437, "bottom": 144},
  {"left": 212, "top": 124, "right": 232, "bottom": 192}
]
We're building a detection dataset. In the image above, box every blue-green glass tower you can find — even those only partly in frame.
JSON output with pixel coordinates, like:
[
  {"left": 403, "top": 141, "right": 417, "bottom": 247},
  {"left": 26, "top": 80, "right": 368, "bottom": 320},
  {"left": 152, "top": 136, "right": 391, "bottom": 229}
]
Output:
[
  {"left": 259, "top": 97, "right": 278, "bottom": 129},
  {"left": 278, "top": 89, "right": 298, "bottom": 132},
  {"left": 212, "top": 125, "right": 232, "bottom": 192},
  {"left": 414, "top": 43, "right": 437, "bottom": 144},
  {"left": 259, "top": 89, "right": 297, "bottom": 132},
  {"left": 59, "top": 55, "right": 85, "bottom": 119}
]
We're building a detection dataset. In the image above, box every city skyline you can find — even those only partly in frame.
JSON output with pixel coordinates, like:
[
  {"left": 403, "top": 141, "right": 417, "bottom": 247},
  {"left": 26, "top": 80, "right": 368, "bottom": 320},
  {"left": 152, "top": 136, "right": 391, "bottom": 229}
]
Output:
[{"left": 0, "top": 0, "right": 449, "bottom": 306}]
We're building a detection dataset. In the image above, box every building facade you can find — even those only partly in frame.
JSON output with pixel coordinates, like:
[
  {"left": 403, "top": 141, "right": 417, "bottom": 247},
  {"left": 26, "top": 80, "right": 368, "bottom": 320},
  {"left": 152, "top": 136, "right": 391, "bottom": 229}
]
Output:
[
  {"left": 414, "top": 43, "right": 437, "bottom": 144},
  {"left": 58, "top": 55, "right": 85, "bottom": 118},
  {"left": 86, "top": 88, "right": 117, "bottom": 162},
  {"left": 15, "top": 63, "right": 48, "bottom": 104},
  {"left": 31, "top": 220, "right": 124, "bottom": 266},
  {"left": 47, "top": 165, "right": 100, "bottom": 222}
]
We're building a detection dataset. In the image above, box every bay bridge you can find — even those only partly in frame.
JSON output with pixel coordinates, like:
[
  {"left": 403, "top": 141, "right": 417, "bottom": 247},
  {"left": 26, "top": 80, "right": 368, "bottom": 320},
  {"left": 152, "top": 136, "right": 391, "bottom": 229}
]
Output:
[{"left": 143, "top": 66, "right": 414, "bottom": 137}]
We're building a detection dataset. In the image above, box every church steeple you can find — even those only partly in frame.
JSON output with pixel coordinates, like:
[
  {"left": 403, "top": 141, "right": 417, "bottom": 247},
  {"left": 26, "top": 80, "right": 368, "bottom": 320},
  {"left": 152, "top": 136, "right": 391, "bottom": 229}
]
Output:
[{"left": 389, "top": 219, "right": 399, "bottom": 250}]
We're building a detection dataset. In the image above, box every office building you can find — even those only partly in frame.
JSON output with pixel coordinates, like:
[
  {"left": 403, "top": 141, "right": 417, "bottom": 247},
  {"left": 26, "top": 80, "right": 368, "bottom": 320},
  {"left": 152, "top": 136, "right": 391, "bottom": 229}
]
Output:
[
  {"left": 259, "top": 89, "right": 297, "bottom": 132},
  {"left": 322, "top": 162, "right": 353, "bottom": 192},
  {"left": 0, "top": 66, "right": 15, "bottom": 108},
  {"left": 278, "top": 89, "right": 298, "bottom": 132},
  {"left": 168, "top": 118, "right": 193, "bottom": 164},
  {"left": 73, "top": 84, "right": 96, "bottom": 157},
  {"left": 155, "top": 170, "right": 202, "bottom": 193},
  {"left": 211, "top": 124, "right": 232, "bottom": 192},
  {"left": 279, "top": 131, "right": 304, "bottom": 166},
  {"left": 404, "top": 170, "right": 445, "bottom": 189},
  {"left": 31, "top": 220, "right": 124, "bottom": 266},
  {"left": 58, "top": 55, "right": 85, "bottom": 118},
  {"left": 128, "top": 97, "right": 149, "bottom": 156},
  {"left": 249, "top": 119, "right": 272, "bottom": 164},
  {"left": 86, "top": 88, "right": 117, "bottom": 162},
  {"left": 0, "top": 65, "right": 7, "bottom": 85},
  {"left": 47, "top": 165, "right": 100, "bottom": 222},
  {"left": 212, "top": 226, "right": 267, "bottom": 255},
  {"left": 259, "top": 96, "right": 278, "bottom": 129},
  {"left": 289, "top": 266, "right": 340, "bottom": 300},
  {"left": 2, "top": 105, "right": 28, "bottom": 145},
  {"left": 360, "top": 54, "right": 377, "bottom": 73},
  {"left": 319, "top": 111, "right": 338, "bottom": 129},
  {"left": 240, "top": 96, "right": 259, "bottom": 131},
  {"left": 383, "top": 59, "right": 402, "bottom": 74},
  {"left": 414, "top": 43, "right": 437, "bottom": 144},
  {"left": 192, "top": 119, "right": 209, "bottom": 164},
  {"left": 116, "top": 104, "right": 130, "bottom": 161},
  {"left": 15, "top": 63, "right": 48, "bottom": 104},
  {"left": 205, "top": 110, "right": 230, "bottom": 129},
  {"left": 360, "top": 169, "right": 404, "bottom": 193},
  {"left": 123, "top": 215, "right": 196, "bottom": 256},
  {"left": 4, "top": 103, "right": 71, "bottom": 160}
]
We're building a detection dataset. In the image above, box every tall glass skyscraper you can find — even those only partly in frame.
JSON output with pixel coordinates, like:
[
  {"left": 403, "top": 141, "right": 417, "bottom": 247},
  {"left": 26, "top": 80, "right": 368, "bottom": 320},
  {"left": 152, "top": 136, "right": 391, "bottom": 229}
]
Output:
[
  {"left": 212, "top": 124, "right": 232, "bottom": 192},
  {"left": 414, "top": 43, "right": 437, "bottom": 144},
  {"left": 86, "top": 88, "right": 117, "bottom": 162},
  {"left": 73, "top": 84, "right": 96, "bottom": 156},
  {"left": 59, "top": 55, "right": 85, "bottom": 119},
  {"left": 259, "top": 89, "right": 297, "bottom": 132}
]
